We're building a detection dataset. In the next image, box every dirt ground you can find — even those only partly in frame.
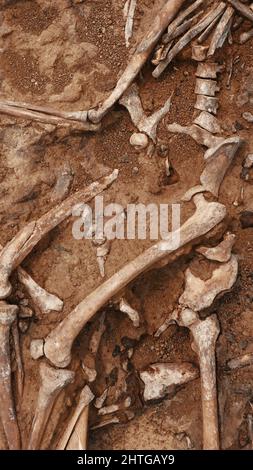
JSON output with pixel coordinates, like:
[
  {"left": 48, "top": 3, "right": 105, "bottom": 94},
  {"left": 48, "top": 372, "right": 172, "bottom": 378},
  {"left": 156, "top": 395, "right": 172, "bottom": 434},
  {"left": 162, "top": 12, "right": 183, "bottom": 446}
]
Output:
[{"left": 0, "top": 0, "right": 253, "bottom": 451}]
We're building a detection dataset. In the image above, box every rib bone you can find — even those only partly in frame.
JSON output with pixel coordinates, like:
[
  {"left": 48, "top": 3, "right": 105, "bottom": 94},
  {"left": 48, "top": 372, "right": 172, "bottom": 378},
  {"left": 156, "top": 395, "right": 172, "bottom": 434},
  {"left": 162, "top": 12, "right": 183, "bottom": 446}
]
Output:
[
  {"left": 0, "top": 170, "right": 118, "bottom": 299},
  {"left": 208, "top": 6, "right": 234, "bottom": 57},
  {"left": 0, "top": 302, "right": 21, "bottom": 450},
  {"left": 28, "top": 363, "right": 75, "bottom": 450},
  {"left": 228, "top": 0, "right": 253, "bottom": 22},
  {"left": 125, "top": 0, "right": 137, "bottom": 48},
  {"left": 196, "top": 232, "right": 235, "bottom": 262},
  {"left": 18, "top": 268, "right": 63, "bottom": 314},
  {"left": 162, "top": 0, "right": 204, "bottom": 44},
  {"left": 140, "top": 362, "right": 199, "bottom": 402},
  {"left": 88, "top": 0, "right": 186, "bottom": 123},
  {"left": 119, "top": 84, "right": 172, "bottom": 142},
  {"left": 12, "top": 321, "right": 24, "bottom": 398},
  {"left": 56, "top": 385, "right": 94, "bottom": 450},
  {"left": 44, "top": 194, "right": 227, "bottom": 368},
  {"left": 183, "top": 137, "right": 243, "bottom": 200}
]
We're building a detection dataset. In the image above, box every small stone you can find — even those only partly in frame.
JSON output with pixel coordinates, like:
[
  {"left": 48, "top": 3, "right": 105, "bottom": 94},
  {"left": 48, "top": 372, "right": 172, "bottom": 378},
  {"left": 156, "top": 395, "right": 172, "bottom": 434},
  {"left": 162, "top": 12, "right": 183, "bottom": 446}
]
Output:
[
  {"left": 132, "top": 166, "right": 139, "bottom": 175},
  {"left": 129, "top": 132, "right": 148, "bottom": 149}
]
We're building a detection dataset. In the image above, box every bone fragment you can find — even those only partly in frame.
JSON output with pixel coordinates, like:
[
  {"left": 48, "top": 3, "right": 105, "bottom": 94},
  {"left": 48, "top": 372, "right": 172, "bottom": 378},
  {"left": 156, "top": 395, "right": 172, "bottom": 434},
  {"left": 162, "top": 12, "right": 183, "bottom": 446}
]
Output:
[
  {"left": 91, "top": 416, "right": 120, "bottom": 430},
  {"left": 194, "top": 95, "right": 219, "bottom": 115},
  {"left": 179, "top": 255, "right": 238, "bottom": 312},
  {"left": 0, "top": 170, "right": 118, "bottom": 299},
  {"left": 0, "top": 302, "right": 21, "bottom": 449},
  {"left": 56, "top": 385, "right": 94, "bottom": 450},
  {"left": 196, "top": 63, "right": 224, "bottom": 79},
  {"left": 119, "top": 298, "right": 140, "bottom": 327},
  {"left": 195, "top": 78, "right": 220, "bottom": 97},
  {"left": 152, "top": 2, "right": 226, "bottom": 78},
  {"left": 93, "top": 239, "right": 111, "bottom": 278},
  {"left": 243, "top": 111, "right": 253, "bottom": 123},
  {"left": 82, "top": 312, "right": 106, "bottom": 382},
  {"left": 140, "top": 362, "right": 199, "bottom": 402},
  {"left": 120, "top": 84, "right": 172, "bottom": 142},
  {"left": 44, "top": 194, "right": 227, "bottom": 368},
  {"left": 194, "top": 111, "right": 221, "bottom": 134},
  {"left": 94, "top": 388, "right": 109, "bottom": 409},
  {"left": 208, "top": 6, "right": 234, "bottom": 57},
  {"left": 125, "top": 0, "right": 137, "bottom": 48},
  {"left": 192, "top": 44, "right": 209, "bottom": 61},
  {"left": 154, "top": 311, "right": 177, "bottom": 338},
  {"left": 30, "top": 339, "right": 44, "bottom": 360},
  {"left": 88, "top": 0, "right": 186, "bottom": 123},
  {"left": 240, "top": 28, "right": 253, "bottom": 43},
  {"left": 228, "top": 0, "right": 253, "bottom": 22},
  {"left": 183, "top": 137, "right": 243, "bottom": 200},
  {"left": 196, "top": 233, "right": 235, "bottom": 262},
  {"left": 18, "top": 267, "right": 63, "bottom": 314},
  {"left": 28, "top": 363, "right": 75, "bottom": 450},
  {"left": 98, "top": 397, "right": 131, "bottom": 416},
  {"left": 227, "top": 353, "right": 253, "bottom": 370}
]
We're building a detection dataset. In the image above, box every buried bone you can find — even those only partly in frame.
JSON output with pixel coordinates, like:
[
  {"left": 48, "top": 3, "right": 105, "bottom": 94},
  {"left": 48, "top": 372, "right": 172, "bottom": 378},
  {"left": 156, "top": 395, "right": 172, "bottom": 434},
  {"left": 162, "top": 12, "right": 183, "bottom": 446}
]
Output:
[
  {"left": 240, "top": 28, "right": 253, "bottom": 44},
  {"left": 162, "top": 0, "right": 204, "bottom": 44},
  {"left": 196, "top": 232, "right": 235, "bottom": 263},
  {"left": 56, "top": 385, "right": 94, "bottom": 450},
  {"left": 182, "top": 137, "right": 243, "bottom": 201},
  {"left": 194, "top": 95, "right": 219, "bottom": 115},
  {"left": 0, "top": 302, "right": 21, "bottom": 450},
  {"left": 194, "top": 111, "right": 221, "bottom": 134},
  {"left": 44, "top": 194, "right": 227, "bottom": 368},
  {"left": 28, "top": 363, "right": 75, "bottom": 450},
  {"left": 0, "top": 170, "right": 118, "bottom": 300},
  {"left": 82, "top": 312, "right": 106, "bottom": 383},
  {"left": 88, "top": 0, "right": 186, "bottom": 123},
  {"left": 227, "top": 353, "right": 253, "bottom": 370},
  {"left": 120, "top": 84, "right": 172, "bottom": 142},
  {"left": 140, "top": 362, "right": 199, "bottom": 402}
]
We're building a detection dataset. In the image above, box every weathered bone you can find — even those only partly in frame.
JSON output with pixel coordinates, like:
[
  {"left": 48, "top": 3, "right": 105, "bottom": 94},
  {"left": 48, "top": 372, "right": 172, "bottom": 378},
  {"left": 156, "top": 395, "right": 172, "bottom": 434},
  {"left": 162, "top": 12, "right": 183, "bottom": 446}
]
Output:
[
  {"left": 118, "top": 298, "right": 140, "bottom": 327},
  {"left": 56, "top": 385, "right": 94, "bottom": 450},
  {"left": 88, "top": 0, "right": 186, "bottom": 123},
  {"left": 82, "top": 312, "right": 106, "bottom": 383},
  {"left": 195, "top": 78, "right": 220, "bottom": 97},
  {"left": 191, "top": 44, "right": 209, "bottom": 61},
  {"left": 0, "top": 101, "right": 98, "bottom": 131},
  {"left": 125, "top": 0, "right": 137, "bottom": 48},
  {"left": 207, "top": 6, "right": 234, "bottom": 57},
  {"left": 182, "top": 137, "right": 243, "bottom": 200},
  {"left": 152, "top": 2, "right": 226, "bottom": 78},
  {"left": 194, "top": 95, "right": 219, "bottom": 115},
  {"left": 162, "top": 0, "right": 204, "bottom": 44},
  {"left": 0, "top": 302, "right": 21, "bottom": 450},
  {"left": 167, "top": 123, "right": 223, "bottom": 152},
  {"left": 227, "top": 353, "right": 253, "bottom": 370},
  {"left": 44, "top": 194, "right": 227, "bottom": 368},
  {"left": 195, "top": 63, "right": 224, "bottom": 79},
  {"left": 94, "top": 388, "right": 109, "bottom": 409},
  {"left": 98, "top": 397, "right": 131, "bottom": 416},
  {"left": 92, "top": 239, "right": 111, "bottom": 278},
  {"left": 179, "top": 255, "right": 238, "bottom": 312},
  {"left": 28, "top": 363, "right": 75, "bottom": 450},
  {"left": 194, "top": 111, "right": 221, "bottom": 134},
  {"left": 240, "top": 28, "right": 253, "bottom": 44},
  {"left": 18, "top": 268, "right": 63, "bottom": 314},
  {"left": 119, "top": 84, "right": 172, "bottom": 142},
  {"left": 0, "top": 170, "right": 118, "bottom": 299},
  {"left": 140, "top": 362, "right": 199, "bottom": 402},
  {"left": 228, "top": 0, "right": 253, "bottom": 22},
  {"left": 197, "top": 10, "right": 225, "bottom": 43},
  {"left": 12, "top": 321, "right": 24, "bottom": 398},
  {"left": 196, "top": 232, "right": 235, "bottom": 262}
]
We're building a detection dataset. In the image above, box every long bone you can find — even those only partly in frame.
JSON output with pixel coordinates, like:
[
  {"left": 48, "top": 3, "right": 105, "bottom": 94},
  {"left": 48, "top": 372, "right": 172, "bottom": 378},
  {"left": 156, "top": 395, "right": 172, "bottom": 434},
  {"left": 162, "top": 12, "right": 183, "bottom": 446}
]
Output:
[
  {"left": 152, "top": 2, "right": 226, "bottom": 78},
  {"left": 0, "top": 101, "right": 98, "bottom": 131},
  {"left": 182, "top": 137, "right": 243, "bottom": 201},
  {"left": 88, "top": 0, "right": 186, "bottom": 123},
  {"left": 12, "top": 321, "right": 24, "bottom": 398},
  {"left": 197, "top": 11, "right": 225, "bottom": 44},
  {"left": 125, "top": 0, "right": 137, "bottom": 48},
  {"left": 228, "top": 0, "right": 253, "bottom": 22},
  {"left": 162, "top": 0, "right": 204, "bottom": 44},
  {"left": 56, "top": 385, "right": 94, "bottom": 450},
  {"left": 0, "top": 170, "right": 118, "bottom": 299},
  {"left": 28, "top": 362, "right": 75, "bottom": 450},
  {"left": 119, "top": 84, "right": 173, "bottom": 142},
  {"left": 0, "top": 302, "right": 21, "bottom": 450},
  {"left": 44, "top": 194, "right": 227, "bottom": 368},
  {"left": 207, "top": 6, "right": 235, "bottom": 57}
]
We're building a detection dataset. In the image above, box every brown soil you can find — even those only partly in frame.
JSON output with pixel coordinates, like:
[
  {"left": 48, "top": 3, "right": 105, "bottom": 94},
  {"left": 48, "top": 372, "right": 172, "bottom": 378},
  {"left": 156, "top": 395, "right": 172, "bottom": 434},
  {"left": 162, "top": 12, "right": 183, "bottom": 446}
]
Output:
[{"left": 0, "top": 0, "right": 253, "bottom": 451}]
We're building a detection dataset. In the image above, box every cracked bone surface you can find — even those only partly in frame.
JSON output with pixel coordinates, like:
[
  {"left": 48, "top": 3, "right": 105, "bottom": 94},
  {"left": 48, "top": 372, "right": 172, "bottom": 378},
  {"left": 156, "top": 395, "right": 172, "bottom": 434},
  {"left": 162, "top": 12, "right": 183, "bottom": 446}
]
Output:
[
  {"left": 194, "top": 95, "right": 219, "bottom": 115},
  {"left": 191, "top": 44, "right": 209, "bottom": 61},
  {"left": 196, "top": 232, "right": 236, "bottom": 262},
  {"left": 182, "top": 137, "right": 243, "bottom": 200},
  {"left": 119, "top": 84, "right": 172, "bottom": 142},
  {"left": 88, "top": 0, "right": 186, "bottom": 123},
  {"left": 195, "top": 63, "right": 224, "bottom": 79},
  {"left": 195, "top": 78, "right": 220, "bottom": 97},
  {"left": 44, "top": 194, "right": 227, "bottom": 368},
  {"left": 56, "top": 385, "right": 94, "bottom": 450},
  {"left": 194, "top": 111, "right": 221, "bottom": 134},
  {"left": 28, "top": 363, "right": 75, "bottom": 450},
  {"left": 0, "top": 302, "right": 21, "bottom": 450},
  {"left": 152, "top": 2, "right": 226, "bottom": 78},
  {"left": 82, "top": 312, "right": 106, "bottom": 383},
  {"left": 0, "top": 170, "right": 118, "bottom": 300},
  {"left": 140, "top": 362, "right": 199, "bottom": 402},
  {"left": 18, "top": 268, "right": 63, "bottom": 314},
  {"left": 207, "top": 6, "right": 234, "bottom": 57}
]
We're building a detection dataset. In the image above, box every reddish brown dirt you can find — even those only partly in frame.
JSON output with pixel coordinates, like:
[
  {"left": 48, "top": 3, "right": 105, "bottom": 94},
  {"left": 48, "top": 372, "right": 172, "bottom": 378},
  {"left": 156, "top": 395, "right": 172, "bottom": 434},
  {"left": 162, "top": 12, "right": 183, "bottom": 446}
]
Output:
[{"left": 0, "top": 0, "right": 253, "bottom": 451}]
